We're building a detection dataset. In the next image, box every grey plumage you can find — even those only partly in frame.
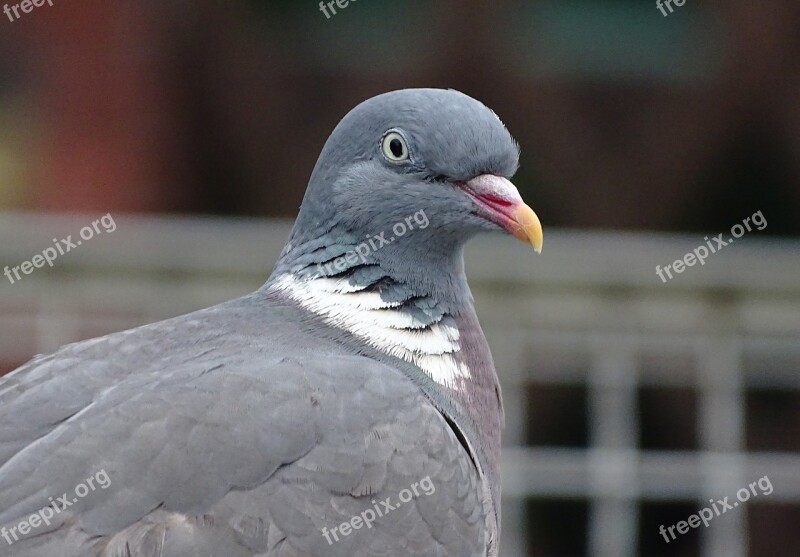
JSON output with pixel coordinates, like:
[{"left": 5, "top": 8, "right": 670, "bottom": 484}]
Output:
[{"left": 0, "top": 88, "right": 537, "bottom": 556}]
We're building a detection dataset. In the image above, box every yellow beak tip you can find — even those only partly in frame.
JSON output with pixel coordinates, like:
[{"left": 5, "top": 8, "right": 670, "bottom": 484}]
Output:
[{"left": 512, "top": 203, "right": 543, "bottom": 254}]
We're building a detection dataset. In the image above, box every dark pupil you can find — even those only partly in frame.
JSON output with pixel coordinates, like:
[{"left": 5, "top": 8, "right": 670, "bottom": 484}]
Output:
[{"left": 389, "top": 138, "right": 404, "bottom": 158}]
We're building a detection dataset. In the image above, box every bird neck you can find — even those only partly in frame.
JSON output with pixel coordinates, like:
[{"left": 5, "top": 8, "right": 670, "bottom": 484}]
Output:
[
  {"left": 265, "top": 235, "right": 504, "bottom": 529},
  {"left": 267, "top": 232, "right": 484, "bottom": 390}
]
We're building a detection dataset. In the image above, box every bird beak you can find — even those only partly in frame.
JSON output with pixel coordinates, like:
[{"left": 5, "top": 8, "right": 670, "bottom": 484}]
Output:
[
  {"left": 509, "top": 202, "right": 544, "bottom": 254},
  {"left": 459, "top": 175, "right": 543, "bottom": 253}
]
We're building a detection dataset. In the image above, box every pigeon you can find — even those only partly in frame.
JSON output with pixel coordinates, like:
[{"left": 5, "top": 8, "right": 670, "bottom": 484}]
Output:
[{"left": 0, "top": 88, "right": 543, "bottom": 557}]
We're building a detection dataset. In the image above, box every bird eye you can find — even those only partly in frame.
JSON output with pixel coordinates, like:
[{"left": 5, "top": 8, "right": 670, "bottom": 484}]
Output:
[{"left": 381, "top": 131, "right": 409, "bottom": 162}]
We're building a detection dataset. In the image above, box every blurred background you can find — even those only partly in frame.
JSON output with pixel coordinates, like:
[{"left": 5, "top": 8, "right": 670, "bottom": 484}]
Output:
[{"left": 1, "top": 1, "right": 799, "bottom": 556}]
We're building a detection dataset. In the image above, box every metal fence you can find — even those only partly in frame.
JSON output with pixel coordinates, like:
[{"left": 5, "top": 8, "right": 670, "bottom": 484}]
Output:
[{"left": 1, "top": 213, "right": 798, "bottom": 557}]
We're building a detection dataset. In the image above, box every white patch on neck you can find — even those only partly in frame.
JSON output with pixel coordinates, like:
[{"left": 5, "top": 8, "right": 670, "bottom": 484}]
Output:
[{"left": 270, "top": 274, "right": 471, "bottom": 389}]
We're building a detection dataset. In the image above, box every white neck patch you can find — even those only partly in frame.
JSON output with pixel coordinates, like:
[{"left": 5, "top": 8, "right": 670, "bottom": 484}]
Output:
[{"left": 269, "top": 274, "right": 471, "bottom": 389}]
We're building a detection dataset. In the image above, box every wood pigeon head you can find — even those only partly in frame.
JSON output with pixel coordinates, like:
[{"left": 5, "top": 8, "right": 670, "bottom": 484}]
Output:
[{"left": 286, "top": 88, "right": 543, "bottom": 266}]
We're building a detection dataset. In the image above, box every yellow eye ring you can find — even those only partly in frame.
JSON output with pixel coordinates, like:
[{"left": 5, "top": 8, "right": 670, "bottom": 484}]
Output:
[{"left": 381, "top": 132, "right": 409, "bottom": 162}]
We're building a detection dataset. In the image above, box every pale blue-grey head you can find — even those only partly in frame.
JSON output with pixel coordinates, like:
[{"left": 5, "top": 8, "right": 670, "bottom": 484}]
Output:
[{"left": 271, "top": 88, "right": 542, "bottom": 297}]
